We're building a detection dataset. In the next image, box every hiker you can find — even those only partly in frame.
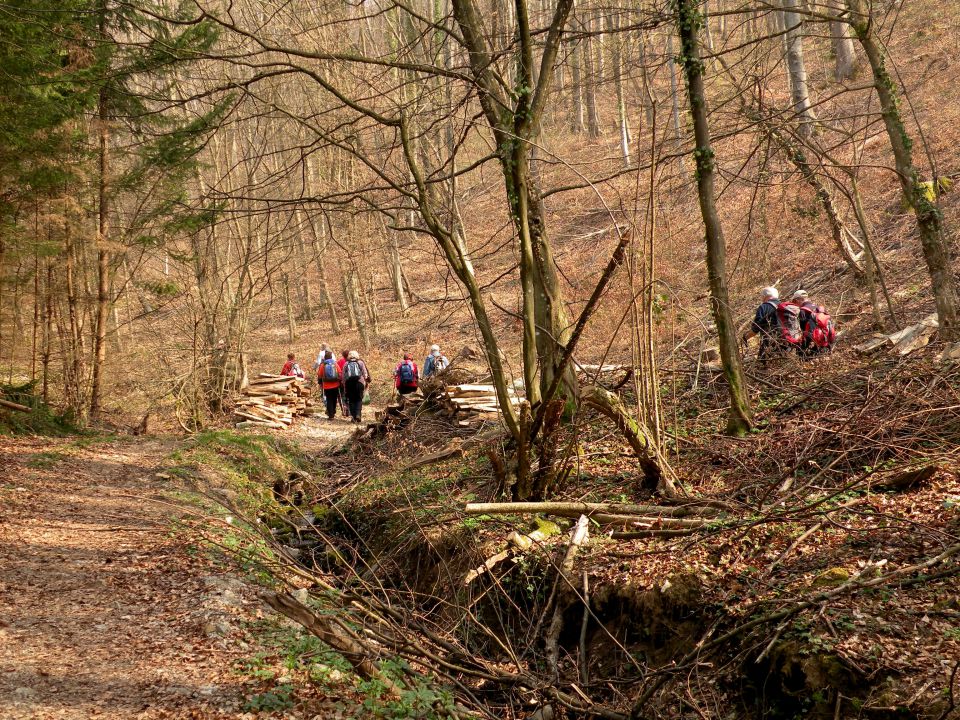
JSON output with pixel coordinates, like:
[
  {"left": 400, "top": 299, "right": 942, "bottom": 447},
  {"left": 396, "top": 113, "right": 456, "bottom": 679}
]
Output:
[
  {"left": 317, "top": 350, "right": 341, "bottom": 419},
  {"left": 337, "top": 349, "right": 349, "bottom": 416},
  {"left": 422, "top": 344, "right": 449, "bottom": 378},
  {"left": 340, "top": 350, "right": 371, "bottom": 423},
  {"left": 792, "top": 290, "right": 837, "bottom": 356},
  {"left": 280, "top": 353, "right": 305, "bottom": 378},
  {"left": 312, "top": 343, "right": 331, "bottom": 372},
  {"left": 741, "top": 287, "right": 786, "bottom": 360},
  {"left": 393, "top": 353, "right": 419, "bottom": 396}
]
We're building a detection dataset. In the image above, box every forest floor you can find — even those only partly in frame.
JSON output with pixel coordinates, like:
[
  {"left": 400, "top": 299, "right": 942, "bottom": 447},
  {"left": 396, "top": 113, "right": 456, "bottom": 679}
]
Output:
[{"left": 0, "top": 414, "right": 364, "bottom": 720}]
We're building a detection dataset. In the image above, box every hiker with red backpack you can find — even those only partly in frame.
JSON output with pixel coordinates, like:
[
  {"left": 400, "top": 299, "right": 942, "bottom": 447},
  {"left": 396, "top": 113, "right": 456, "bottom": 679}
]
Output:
[
  {"left": 317, "top": 350, "right": 341, "bottom": 419},
  {"left": 281, "top": 353, "right": 305, "bottom": 378},
  {"left": 791, "top": 290, "right": 837, "bottom": 356},
  {"left": 393, "top": 353, "right": 419, "bottom": 396}
]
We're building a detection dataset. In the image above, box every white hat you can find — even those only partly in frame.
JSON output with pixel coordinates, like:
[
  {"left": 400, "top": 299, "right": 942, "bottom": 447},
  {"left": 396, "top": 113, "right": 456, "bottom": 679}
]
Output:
[
  {"left": 430, "top": 344, "right": 440, "bottom": 354},
  {"left": 348, "top": 350, "right": 359, "bottom": 360},
  {"left": 761, "top": 286, "right": 779, "bottom": 300},
  {"left": 791, "top": 289, "right": 809, "bottom": 301}
]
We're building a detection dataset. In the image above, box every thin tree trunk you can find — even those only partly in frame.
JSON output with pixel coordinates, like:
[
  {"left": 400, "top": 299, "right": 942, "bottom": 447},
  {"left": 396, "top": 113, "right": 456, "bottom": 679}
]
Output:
[
  {"left": 849, "top": 0, "right": 960, "bottom": 339},
  {"left": 666, "top": 33, "right": 683, "bottom": 146},
  {"left": 284, "top": 274, "right": 297, "bottom": 343},
  {"left": 348, "top": 269, "right": 369, "bottom": 347},
  {"left": 606, "top": 12, "right": 631, "bottom": 165},
  {"left": 582, "top": 16, "right": 601, "bottom": 138},
  {"left": 849, "top": 176, "right": 899, "bottom": 329},
  {"left": 42, "top": 262, "right": 53, "bottom": 403},
  {"left": 295, "top": 214, "right": 314, "bottom": 321},
  {"left": 569, "top": 35, "right": 586, "bottom": 133},
  {"left": 90, "top": 87, "right": 110, "bottom": 419},
  {"left": 676, "top": 0, "right": 753, "bottom": 434},
  {"left": 387, "top": 232, "right": 408, "bottom": 313},
  {"left": 32, "top": 248, "right": 40, "bottom": 381},
  {"left": 781, "top": 0, "right": 817, "bottom": 138},
  {"left": 829, "top": 0, "right": 857, "bottom": 81}
]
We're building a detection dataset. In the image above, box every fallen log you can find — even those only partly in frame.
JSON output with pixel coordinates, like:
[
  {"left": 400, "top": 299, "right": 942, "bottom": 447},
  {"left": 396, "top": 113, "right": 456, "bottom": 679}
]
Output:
[
  {"left": 0, "top": 398, "right": 31, "bottom": 413},
  {"left": 236, "top": 420, "right": 285, "bottom": 429},
  {"left": 853, "top": 334, "right": 888, "bottom": 354},
  {"left": 261, "top": 591, "right": 403, "bottom": 697},
  {"left": 464, "top": 501, "right": 718, "bottom": 519}
]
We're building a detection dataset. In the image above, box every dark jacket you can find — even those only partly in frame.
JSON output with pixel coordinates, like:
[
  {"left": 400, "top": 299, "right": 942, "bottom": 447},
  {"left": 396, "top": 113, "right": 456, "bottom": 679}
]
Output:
[
  {"left": 752, "top": 300, "right": 783, "bottom": 357},
  {"left": 341, "top": 359, "right": 370, "bottom": 392},
  {"left": 751, "top": 300, "right": 780, "bottom": 337}
]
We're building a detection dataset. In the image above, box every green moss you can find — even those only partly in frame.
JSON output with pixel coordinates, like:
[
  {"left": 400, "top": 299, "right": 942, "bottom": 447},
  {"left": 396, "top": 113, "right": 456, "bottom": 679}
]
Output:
[{"left": 811, "top": 567, "right": 850, "bottom": 588}]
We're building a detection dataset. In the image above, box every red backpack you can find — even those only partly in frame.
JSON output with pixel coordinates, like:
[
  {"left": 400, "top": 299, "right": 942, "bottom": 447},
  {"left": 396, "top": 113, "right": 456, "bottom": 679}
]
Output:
[
  {"left": 800, "top": 303, "right": 837, "bottom": 350},
  {"left": 775, "top": 302, "right": 803, "bottom": 346}
]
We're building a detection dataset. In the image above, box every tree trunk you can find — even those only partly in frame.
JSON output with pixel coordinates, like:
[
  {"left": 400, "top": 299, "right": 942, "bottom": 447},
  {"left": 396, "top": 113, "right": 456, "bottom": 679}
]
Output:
[
  {"left": 676, "top": 0, "right": 753, "bottom": 435},
  {"left": 581, "top": 385, "right": 671, "bottom": 495},
  {"left": 606, "top": 12, "right": 631, "bottom": 165},
  {"left": 781, "top": 0, "right": 817, "bottom": 138},
  {"left": 849, "top": 0, "right": 960, "bottom": 339},
  {"left": 829, "top": 0, "right": 857, "bottom": 81},
  {"left": 569, "top": 35, "right": 586, "bottom": 133},
  {"left": 666, "top": 33, "right": 683, "bottom": 146},
  {"left": 348, "top": 269, "right": 369, "bottom": 348},
  {"left": 294, "top": 214, "right": 314, "bottom": 321},
  {"left": 387, "top": 231, "right": 409, "bottom": 313},
  {"left": 582, "top": 16, "right": 601, "bottom": 138},
  {"left": 761, "top": 114, "right": 865, "bottom": 277},
  {"left": 42, "top": 262, "right": 53, "bottom": 403},
  {"left": 31, "top": 249, "right": 40, "bottom": 381},
  {"left": 90, "top": 87, "right": 110, "bottom": 419},
  {"left": 284, "top": 273, "right": 297, "bottom": 343}
]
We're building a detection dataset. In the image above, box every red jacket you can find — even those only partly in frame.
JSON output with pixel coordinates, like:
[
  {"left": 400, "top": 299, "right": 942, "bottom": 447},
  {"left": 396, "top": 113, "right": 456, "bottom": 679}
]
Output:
[
  {"left": 317, "top": 358, "right": 341, "bottom": 390},
  {"left": 394, "top": 360, "right": 419, "bottom": 388},
  {"left": 281, "top": 360, "right": 304, "bottom": 378}
]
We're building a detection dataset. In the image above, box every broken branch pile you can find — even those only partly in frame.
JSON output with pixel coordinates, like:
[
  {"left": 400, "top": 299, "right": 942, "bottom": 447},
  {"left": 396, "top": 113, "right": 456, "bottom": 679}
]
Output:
[{"left": 234, "top": 373, "right": 314, "bottom": 429}]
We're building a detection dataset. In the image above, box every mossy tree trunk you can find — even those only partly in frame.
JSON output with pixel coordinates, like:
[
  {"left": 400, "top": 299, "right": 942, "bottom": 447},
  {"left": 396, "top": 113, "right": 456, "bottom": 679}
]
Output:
[
  {"left": 675, "top": 0, "right": 753, "bottom": 435},
  {"left": 848, "top": 0, "right": 960, "bottom": 340}
]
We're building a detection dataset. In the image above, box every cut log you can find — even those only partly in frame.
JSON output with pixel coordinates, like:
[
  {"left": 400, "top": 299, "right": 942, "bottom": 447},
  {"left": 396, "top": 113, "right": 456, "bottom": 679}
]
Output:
[
  {"left": 576, "top": 363, "right": 628, "bottom": 373},
  {"left": 886, "top": 313, "right": 936, "bottom": 345},
  {"left": 0, "top": 398, "right": 31, "bottom": 413},
  {"left": 464, "top": 501, "right": 718, "bottom": 518},
  {"left": 874, "top": 464, "right": 938, "bottom": 492},
  {"left": 891, "top": 316, "right": 938, "bottom": 356},
  {"left": 853, "top": 334, "right": 888, "bottom": 354},
  {"left": 236, "top": 420, "right": 284, "bottom": 429}
]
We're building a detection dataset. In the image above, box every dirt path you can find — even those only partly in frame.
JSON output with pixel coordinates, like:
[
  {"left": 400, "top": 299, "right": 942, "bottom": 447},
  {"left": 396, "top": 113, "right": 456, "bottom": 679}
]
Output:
[{"left": 0, "top": 436, "right": 260, "bottom": 719}]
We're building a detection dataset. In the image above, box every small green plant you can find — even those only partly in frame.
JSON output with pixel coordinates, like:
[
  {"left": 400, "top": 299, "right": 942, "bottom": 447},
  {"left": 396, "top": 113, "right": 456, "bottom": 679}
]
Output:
[
  {"left": 242, "top": 684, "right": 295, "bottom": 712},
  {"left": 27, "top": 451, "right": 68, "bottom": 469}
]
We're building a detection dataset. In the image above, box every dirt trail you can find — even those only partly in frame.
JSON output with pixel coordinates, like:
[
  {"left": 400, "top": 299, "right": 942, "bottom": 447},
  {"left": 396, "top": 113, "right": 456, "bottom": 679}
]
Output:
[{"left": 0, "top": 436, "right": 260, "bottom": 719}]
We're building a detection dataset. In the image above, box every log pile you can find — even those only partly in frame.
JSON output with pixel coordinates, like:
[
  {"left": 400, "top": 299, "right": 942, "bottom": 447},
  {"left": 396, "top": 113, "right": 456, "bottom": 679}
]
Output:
[
  {"left": 234, "top": 373, "right": 314, "bottom": 429},
  {"left": 440, "top": 384, "right": 520, "bottom": 427},
  {"left": 853, "top": 313, "right": 938, "bottom": 357}
]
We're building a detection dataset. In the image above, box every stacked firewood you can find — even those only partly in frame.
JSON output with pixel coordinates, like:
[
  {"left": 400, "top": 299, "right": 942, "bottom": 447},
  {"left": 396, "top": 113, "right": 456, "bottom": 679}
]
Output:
[
  {"left": 234, "top": 373, "right": 314, "bottom": 429},
  {"left": 440, "top": 384, "right": 520, "bottom": 427}
]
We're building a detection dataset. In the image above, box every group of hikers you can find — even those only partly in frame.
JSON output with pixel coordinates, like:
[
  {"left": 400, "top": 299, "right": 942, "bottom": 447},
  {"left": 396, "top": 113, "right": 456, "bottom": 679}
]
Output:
[
  {"left": 743, "top": 287, "right": 837, "bottom": 360},
  {"left": 278, "top": 344, "right": 450, "bottom": 423}
]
